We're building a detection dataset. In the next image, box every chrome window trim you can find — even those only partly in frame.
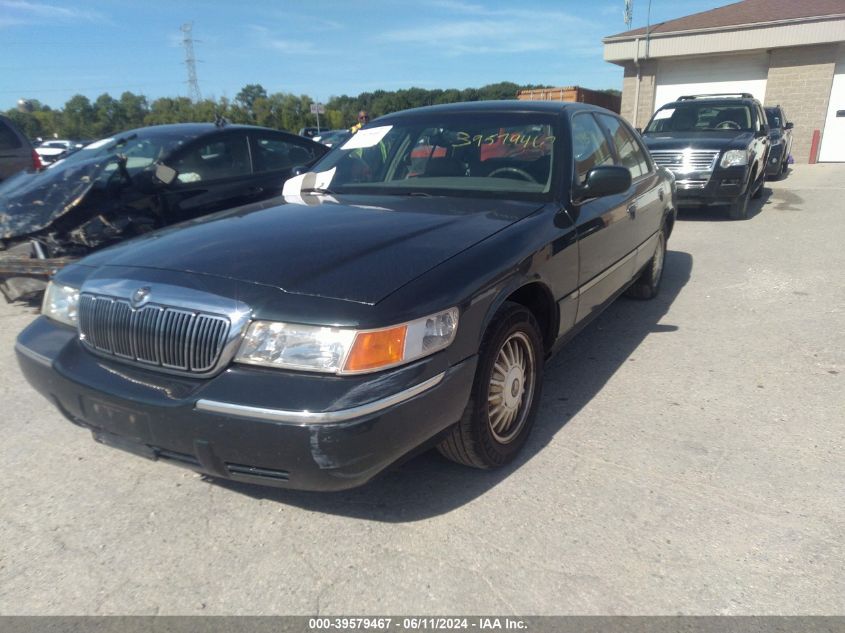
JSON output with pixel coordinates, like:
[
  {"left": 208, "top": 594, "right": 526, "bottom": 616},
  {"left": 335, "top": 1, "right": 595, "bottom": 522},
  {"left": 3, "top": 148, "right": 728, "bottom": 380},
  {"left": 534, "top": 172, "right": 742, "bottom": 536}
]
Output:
[{"left": 195, "top": 371, "right": 445, "bottom": 426}]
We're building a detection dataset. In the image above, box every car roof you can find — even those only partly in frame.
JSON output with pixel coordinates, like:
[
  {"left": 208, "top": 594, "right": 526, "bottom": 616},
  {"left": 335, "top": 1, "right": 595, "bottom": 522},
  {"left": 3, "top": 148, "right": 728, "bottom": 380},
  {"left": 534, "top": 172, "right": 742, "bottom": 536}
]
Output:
[
  {"left": 661, "top": 98, "right": 756, "bottom": 108},
  {"left": 375, "top": 100, "right": 611, "bottom": 119},
  {"left": 117, "top": 122, "right": 300, "bottom": 138}
]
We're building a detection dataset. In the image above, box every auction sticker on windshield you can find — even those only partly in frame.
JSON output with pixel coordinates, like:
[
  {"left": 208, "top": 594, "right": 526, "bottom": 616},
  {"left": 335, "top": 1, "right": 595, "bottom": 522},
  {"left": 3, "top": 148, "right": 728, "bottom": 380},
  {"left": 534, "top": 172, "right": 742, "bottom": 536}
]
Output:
[{"left": 340, "top": 125, "right": 393, "bottom": 150}]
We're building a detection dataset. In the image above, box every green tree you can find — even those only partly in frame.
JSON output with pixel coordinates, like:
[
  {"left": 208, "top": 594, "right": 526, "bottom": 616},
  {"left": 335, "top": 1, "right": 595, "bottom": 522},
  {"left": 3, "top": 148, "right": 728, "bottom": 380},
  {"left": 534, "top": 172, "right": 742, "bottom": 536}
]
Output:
[
  {"left": 235, "top": 84, "right": 268, "bottom": 119},
  {"left": 62, "top": 94, "right": 95, "bottom": 138},
  {"left": 119, "top": 91, "right": 149, "bottom": 129},
  {"left": 92, "top": 93, "right": 123, "bottom": 137}
]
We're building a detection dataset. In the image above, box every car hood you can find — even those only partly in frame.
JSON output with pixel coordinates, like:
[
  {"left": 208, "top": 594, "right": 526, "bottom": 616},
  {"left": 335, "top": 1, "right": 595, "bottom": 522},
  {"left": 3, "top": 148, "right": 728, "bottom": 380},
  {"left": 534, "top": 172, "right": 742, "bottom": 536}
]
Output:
[
  {"left": 80, "top": 194, "right": 543, "bottom": 304},
  {"left": 0, "top": 157, "right": 108, "bottom": 239},
  {"left": 642, "top": 132, "right": 754, "bottom": 152}
]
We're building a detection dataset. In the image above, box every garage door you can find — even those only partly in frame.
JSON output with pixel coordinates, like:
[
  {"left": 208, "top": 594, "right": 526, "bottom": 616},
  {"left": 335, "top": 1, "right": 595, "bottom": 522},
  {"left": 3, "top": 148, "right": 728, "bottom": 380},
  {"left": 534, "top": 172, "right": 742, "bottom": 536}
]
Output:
[
  {"left": 819, "top": 53, "right": 845, "bottom": 162},
  {"left": 653, "top": 54, "right": 768, "bottom": 112}
]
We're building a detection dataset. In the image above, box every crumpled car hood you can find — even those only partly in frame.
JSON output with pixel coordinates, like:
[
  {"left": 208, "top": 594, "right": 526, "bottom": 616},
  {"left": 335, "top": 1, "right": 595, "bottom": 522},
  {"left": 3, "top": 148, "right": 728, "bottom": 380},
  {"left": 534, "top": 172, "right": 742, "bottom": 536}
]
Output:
[{"left": 0, "top": 158, "right": 107, "bottom": 240}]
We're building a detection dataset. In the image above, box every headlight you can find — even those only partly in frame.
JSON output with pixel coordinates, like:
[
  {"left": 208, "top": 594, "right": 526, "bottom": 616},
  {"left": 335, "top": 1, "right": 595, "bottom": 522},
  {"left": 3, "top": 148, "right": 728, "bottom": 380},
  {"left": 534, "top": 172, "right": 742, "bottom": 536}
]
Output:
[
  {"left": 41, "top": 281, "right": 80, "bottom": 327},
  {"left": 720, "top": 150, "right": 749, "bottom": 168},
  {"left": 235, "top": 307, "right": 459, "bottom": 374}
]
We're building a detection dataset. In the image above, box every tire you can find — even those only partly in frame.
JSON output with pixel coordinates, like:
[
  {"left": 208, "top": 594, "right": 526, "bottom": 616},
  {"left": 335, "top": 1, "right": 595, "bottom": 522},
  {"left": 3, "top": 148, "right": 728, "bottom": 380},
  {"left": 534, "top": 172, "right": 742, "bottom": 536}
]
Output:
[
  {"left": 728, "top": 173, "right": 754, "bottom": 220},
  {"left": 626, "top": 227, "right": 666, "bottom": 300},
  {"left": 437, "top": 301, "right": 544, "bottom": 469},
  {"left": 751, "top": 169, "right": 764, "bottom": 199}
]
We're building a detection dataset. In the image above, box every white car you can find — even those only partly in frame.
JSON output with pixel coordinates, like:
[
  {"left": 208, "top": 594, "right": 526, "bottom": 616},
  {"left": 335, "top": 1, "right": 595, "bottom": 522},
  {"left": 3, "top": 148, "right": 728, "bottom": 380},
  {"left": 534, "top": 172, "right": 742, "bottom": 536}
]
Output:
[{"left": 35, "top": 140, "right": 77, "bottom": 164}]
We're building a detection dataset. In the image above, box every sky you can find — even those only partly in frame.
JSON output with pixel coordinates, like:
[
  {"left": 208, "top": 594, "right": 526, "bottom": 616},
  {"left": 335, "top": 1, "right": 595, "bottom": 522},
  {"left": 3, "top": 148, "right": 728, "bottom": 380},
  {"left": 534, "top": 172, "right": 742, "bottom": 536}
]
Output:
[{"left": 1, "top": 0, "right": 739, "bottom": 110}]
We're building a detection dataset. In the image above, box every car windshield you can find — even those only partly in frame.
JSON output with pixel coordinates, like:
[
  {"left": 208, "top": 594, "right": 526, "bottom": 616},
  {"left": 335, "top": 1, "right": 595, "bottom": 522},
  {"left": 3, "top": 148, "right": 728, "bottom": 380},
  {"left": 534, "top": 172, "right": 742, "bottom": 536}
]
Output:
[
  {"left": 53, "top": 129, "right": 195, "bottom": 172},
  {"left": 765, "top": 108, "right": 782, "bottom": 129},
  {"left": 316, "top": 130, "right": 350, "bottom": 145},
  {"left": 645, "top": 102, "right": 754, "bottom": 133},
  {"left": 304, "top": 112, "right": 558, "bottom": 200}
]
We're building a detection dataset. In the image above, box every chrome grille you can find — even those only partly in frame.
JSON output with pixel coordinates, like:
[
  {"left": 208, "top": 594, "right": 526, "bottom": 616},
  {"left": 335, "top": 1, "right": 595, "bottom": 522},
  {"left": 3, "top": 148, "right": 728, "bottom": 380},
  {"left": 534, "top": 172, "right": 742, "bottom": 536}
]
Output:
[
  {"left": 676, "top": 179, "right": 709, "bottom": 190},
  {"left": 650, "top": 149, "right": 720, "bottom": 173},
  {"left": 78, "top": 294, "right": 230, "bottom": 374}
]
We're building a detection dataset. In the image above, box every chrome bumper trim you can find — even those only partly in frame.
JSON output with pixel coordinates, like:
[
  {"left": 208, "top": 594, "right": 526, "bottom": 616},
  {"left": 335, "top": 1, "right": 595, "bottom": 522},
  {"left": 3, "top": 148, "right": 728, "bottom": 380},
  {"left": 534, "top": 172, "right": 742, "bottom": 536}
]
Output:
[
  {"left": 14, "top": 342, "right": 52, "bottom": 367},
  {"left": 195, "top": 372, "right": 446, "bottom": 425}
]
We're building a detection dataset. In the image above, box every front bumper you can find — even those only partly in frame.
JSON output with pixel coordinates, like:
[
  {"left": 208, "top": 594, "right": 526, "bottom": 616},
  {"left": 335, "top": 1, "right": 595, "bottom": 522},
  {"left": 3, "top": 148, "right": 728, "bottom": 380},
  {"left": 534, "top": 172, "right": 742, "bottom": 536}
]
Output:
[
  {"left": 16, "top": 316, "right": 477, "bottom": 491},
  {"left": 674, "top": 165, "right": 752, "bottom": 206}
]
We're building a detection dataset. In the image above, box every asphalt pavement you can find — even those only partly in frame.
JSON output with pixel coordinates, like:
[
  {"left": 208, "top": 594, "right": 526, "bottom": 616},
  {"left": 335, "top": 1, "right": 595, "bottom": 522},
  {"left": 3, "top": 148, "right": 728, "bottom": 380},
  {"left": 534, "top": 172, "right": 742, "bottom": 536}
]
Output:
[{"left": 0, "top": 164, "right": 842, "bottom": 615}]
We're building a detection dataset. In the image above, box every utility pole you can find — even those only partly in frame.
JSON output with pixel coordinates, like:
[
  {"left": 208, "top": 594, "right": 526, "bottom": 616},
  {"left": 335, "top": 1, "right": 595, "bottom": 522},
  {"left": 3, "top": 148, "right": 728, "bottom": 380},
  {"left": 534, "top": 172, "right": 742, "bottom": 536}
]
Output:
[{"left": 181, "top": 22, "right": 202, "bottom": 102}]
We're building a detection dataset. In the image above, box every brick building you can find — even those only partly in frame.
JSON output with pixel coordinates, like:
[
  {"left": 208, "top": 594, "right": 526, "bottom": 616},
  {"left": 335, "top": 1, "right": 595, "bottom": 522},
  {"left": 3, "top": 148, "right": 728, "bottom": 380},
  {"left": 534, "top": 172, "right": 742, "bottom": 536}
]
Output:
[{"left": 603, "top": 0, "right": 845, "bottom": 163}]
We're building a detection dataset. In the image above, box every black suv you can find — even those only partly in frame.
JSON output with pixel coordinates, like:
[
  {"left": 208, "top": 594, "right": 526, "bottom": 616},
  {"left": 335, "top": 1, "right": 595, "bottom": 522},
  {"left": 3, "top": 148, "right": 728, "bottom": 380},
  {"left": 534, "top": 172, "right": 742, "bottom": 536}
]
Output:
[
  {"left": 0, "top": 114, "right": 39, "bottom": 182},
  {"left": 641, "top": 94, "right": 770, "bottom": 220},
  {"left": 764, "top": 105, "right": 793, "bottom": 180}
]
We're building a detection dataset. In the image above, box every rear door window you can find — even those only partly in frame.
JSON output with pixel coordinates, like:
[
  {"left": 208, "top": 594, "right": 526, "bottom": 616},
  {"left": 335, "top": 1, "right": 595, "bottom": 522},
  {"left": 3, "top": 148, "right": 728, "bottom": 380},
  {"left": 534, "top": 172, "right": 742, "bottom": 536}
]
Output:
[
  {"left": 251, "top": 134, "right": 321, "bottom": 173},
  {"left": 0, "top": 121, "right": 23, "bottom": 150}
]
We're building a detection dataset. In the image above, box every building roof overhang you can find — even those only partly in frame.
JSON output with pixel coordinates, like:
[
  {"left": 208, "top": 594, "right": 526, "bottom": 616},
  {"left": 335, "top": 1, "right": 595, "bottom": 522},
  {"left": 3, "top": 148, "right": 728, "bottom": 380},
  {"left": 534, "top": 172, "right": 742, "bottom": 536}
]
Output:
[{"left": 603, "top": 15, "right": 845, "bottom": 65}]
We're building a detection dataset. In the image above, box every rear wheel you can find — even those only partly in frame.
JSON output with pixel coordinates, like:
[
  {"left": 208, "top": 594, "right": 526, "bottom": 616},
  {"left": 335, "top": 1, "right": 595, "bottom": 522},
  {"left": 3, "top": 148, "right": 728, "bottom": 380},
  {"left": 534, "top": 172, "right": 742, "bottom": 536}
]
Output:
[
  {"left": 626, "top": 227, "right": 666, "bottom": 300},
  {"left": 437, "top": 302, "right": 543, "bottom": 469}
]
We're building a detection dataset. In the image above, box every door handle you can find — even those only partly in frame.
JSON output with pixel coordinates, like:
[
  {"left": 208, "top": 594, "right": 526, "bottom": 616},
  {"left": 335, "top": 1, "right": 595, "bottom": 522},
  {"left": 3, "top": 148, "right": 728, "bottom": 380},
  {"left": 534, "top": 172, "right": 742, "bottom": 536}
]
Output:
[
  {"left": 837, "top": 110, "right": 845, "bottom": 118},
  {"left": 248, "top": 186, "right": 264, "bottom": 194},
  {"left": 627, "top": 204, "right": 637, "bottom": 219},
  {"left": 658, "top": 188, "right": 665, "bottom": 201}
]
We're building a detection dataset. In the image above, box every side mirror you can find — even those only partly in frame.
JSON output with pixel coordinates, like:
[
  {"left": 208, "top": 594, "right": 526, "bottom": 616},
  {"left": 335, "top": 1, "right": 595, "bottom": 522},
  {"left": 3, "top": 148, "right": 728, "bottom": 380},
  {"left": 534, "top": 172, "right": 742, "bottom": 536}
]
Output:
[
  {"left": 578, "top": 166, "right": 632, "bottom": 200},
  {"left": 154, "top": 163, "right": 178, "bottom": 185},
  {"left": 785, "top": 122, "right": 794, "bottom": 130}
]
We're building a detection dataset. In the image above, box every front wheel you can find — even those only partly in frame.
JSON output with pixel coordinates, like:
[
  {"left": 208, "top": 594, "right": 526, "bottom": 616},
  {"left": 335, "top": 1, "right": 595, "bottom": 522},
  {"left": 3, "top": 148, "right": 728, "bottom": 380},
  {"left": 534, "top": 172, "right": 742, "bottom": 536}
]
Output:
[
  {"left": 437, "top": 302, "right": 544, "bottom": 469},
  {"left": 751, "top": 169, "right": 765, "bottom": 199},
  {"left": 728, "top": 174, "right": 754, "bottom": 220}
]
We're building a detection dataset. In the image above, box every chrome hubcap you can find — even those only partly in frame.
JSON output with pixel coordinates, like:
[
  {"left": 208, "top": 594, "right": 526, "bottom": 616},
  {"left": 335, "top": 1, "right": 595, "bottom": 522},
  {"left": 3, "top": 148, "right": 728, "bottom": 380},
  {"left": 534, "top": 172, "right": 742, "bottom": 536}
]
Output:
[{"left": 487, "top": 331, "right": 535, "bottom": 444}]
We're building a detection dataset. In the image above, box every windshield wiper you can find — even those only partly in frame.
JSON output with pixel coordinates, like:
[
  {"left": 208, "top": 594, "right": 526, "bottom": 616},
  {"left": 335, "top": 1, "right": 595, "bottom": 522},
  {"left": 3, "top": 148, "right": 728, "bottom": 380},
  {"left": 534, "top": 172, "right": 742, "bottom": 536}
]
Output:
[{"left": 395, "top": 191, "right": 433, "bottom": 197}]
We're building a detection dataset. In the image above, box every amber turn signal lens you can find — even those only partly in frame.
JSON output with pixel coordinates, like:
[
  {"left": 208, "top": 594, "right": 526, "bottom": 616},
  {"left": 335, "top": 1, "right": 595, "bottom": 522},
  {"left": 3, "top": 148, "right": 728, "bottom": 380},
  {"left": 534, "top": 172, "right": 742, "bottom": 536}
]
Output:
[{"left": 343, "top": 326, "right": 407, "bottom": 372}]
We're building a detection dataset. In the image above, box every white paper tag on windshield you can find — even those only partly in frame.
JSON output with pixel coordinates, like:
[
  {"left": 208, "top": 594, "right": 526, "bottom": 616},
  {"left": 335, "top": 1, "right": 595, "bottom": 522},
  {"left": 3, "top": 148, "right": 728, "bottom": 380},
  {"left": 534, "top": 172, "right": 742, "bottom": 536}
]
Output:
[
  {"left": 282, "top": 167, "right": 337, "bottom": 196},
  {"left": 340, "top": 125, "right": 392, "bottom": 150},
  {"left": 653, "top": 109, "right": 674, "bottom": 120}
]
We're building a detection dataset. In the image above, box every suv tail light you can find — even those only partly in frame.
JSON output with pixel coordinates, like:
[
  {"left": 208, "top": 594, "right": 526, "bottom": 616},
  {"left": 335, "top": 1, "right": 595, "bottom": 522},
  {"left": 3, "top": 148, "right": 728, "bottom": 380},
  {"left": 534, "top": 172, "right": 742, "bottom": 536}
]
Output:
[{"left": 31, "top": 149, "right": 43, "bottom": 171}]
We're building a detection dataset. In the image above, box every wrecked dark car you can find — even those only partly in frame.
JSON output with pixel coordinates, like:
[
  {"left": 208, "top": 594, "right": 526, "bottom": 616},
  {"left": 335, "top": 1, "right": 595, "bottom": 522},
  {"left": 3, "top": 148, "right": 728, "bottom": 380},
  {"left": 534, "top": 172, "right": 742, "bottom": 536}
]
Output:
[{"left": 0, "top": 122, "right": 327, "bottom": 301}]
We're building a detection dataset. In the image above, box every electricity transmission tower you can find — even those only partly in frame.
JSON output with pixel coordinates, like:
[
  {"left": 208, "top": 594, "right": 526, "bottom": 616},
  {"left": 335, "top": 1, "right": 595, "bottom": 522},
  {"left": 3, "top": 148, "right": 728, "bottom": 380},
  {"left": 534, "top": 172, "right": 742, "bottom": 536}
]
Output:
[
  {"left": 624, "top": 0, "right": 633, "bottom": 27},
  {"left": 181, "top": 22, "right": 202, "bottom": 102}
]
